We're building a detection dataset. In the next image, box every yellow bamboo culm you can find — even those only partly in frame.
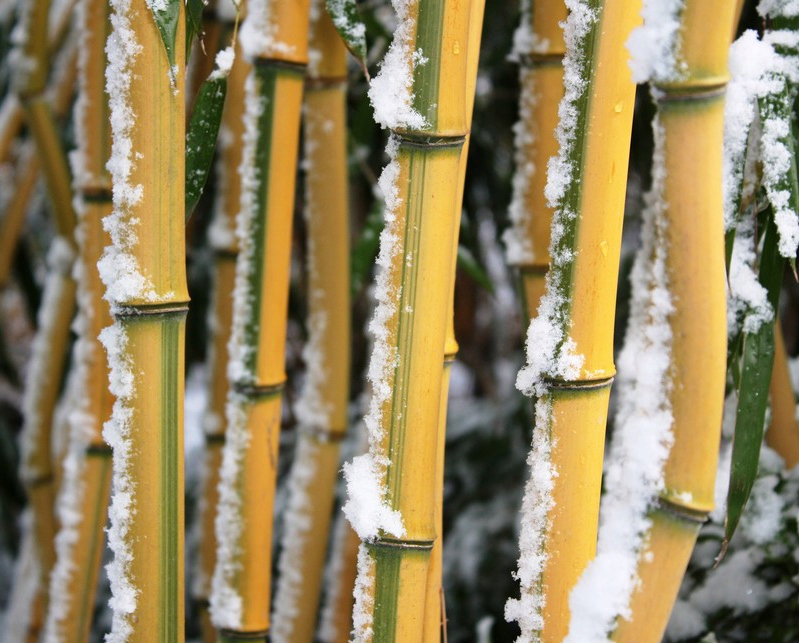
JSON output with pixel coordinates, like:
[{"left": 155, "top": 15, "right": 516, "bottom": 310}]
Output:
[
  {"left": 208, "top": 2, "right": 311, "bottom": 641},
  {"left": 504, "top": 0, "right": 566, "bottom": 319},
  {"left": 99, "top": 0, "right": 188, "bottom": 641},
  {"left": 195, "top": 16, "right": 248, "bottom": 641},
  {"left": 421, "top": 0, "right": 486, "bottom": 639},
  {"left": 347, "top": 2, "right": 485, "bottom": 642},
  {"left": 612, "top": 2, "right": 737, "bottom": 641},
  {"left": 270, "top": 7, "right": 351, "bottom": 643},
  {"left": 0, "top": 148, "right": 39, "bottom": 289},
  {"left": 40, "top": 0, "right": 115, "bottom": 639},
  {"left": 765, "top": 325, "right": 799, "bottom": 467}
]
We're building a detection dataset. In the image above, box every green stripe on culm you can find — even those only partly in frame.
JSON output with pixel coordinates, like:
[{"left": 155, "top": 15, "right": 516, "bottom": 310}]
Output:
[
  {"left": 412, "top": 0, "right": 446, "bottom": 130},
  {"left": 160, "top": 314, "right": 182, "bottom": 643}
]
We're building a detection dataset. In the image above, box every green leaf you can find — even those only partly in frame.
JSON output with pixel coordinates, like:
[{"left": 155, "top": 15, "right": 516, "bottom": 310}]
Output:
[
  {"left": 325, "top": 0, "right": 368, "bottom": 77},
  {"left": 457, "top": 245, "right": 494, "bottom": 293},
  {"left": 185, "top": 74, "right": 227, "bottom": 220},
  {"left": 148, "top": 0, "right": 181, "bottom": 75},
  {"left": 351, "top": 199, "right": 383, "bottom": 295},
  {"left": 723, "top": 212, "right": 784, "bottom": 552},
  {"left": 185, "top": 0, "right": 205, "bottom": 55}
]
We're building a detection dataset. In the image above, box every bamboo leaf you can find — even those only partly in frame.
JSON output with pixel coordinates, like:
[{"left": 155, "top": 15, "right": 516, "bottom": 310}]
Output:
[
  {"left": 148, "top": 0, "right": 181, "bottom": 73},
  {"left": 457, "top": 245, "right": 494, "bottom": 293},
  {"left": 185, "top": 0, "right": 205, "bottom": 55},
  {"left": 185, "top": 74, "right": 227, "bottom": 219},
  {"left": 351, "top": 199, "right": 383, "bottom": 295},
  {"left": 723, "top": 212, "right": 784, "bottom": 551},
  {"left": 326, "top": 0, "right": 368, "bottom": 77}
]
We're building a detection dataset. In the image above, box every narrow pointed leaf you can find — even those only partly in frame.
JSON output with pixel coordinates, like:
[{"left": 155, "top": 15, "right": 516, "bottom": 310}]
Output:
[
  {"left": 724, "top": 212, "right": 784, "bottom": 549},
  {"left": 185, "top": 0, "right": 205, "bottom": 54},
  {"left": 148, "top": 0, "right": 181, "bottom": 72},
  {"left": 185, "top": 74, "right": 227, "bottom": 219},
  {"left": 326, "top": 0, "right": 368, "bottom": 76}
]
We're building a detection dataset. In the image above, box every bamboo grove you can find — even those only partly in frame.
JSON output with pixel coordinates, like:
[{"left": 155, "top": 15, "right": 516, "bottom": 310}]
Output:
[{"left": 0, "top": 0, "right": 798, "bottom": 642}]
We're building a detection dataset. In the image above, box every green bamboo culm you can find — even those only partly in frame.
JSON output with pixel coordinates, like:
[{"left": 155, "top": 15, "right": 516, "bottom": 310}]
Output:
[
  {"left": 99, "top": 0, "right": 188, "bottom": 641},
  {"left": 342, "top": 2, "right": 485, "bottom": 642},
  {"left": 209, "top": 2, "right": 311, "bottom": 641}
]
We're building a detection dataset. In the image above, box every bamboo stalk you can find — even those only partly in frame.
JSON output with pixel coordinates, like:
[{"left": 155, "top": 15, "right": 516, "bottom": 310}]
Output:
[
  {"left": 766, "top": 324, "right": 799, "bottom": 467},
  {"left": 318, "top": 511, "right": 362, "bottom": 643},
  {"left": 270, "top": 7, "right": 351, "bottom": 643},
  {"left": 41, "top": 0, "right": 116, "bottom": 639},
  {"left": 194, "top": 20, "right": 247, "bottom": 641},
  {"left": 209, "top": 2, "right": 311, "bottom": 641},
  {"left": 504, "top": 0, "right": 567, "bottom": 319},
  {"left": 612, "top": 2, "right": 737, "bottom": 640},
  {"left": 343, "top": 2, "right": 485, "bottom": 642},
  {"left": 0, "top": 147, "right": 39, "bottom": 289},
  {"left": 422, "top": 1, "right": 486, "bottom": 639},
  {"left": 99, "top": 0, "right": 188, "bottom": 641},
  {"left": 505, "top": 2, "right": 641, "bottom": 641}
]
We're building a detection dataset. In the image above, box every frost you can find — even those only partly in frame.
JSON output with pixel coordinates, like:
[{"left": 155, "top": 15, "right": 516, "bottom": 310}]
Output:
[
  {"left": 209, "top": 46, "right": 235, "bottom": 81},
  {"left": 367, "top": 1, "right": 428, "bottom": 130},
  {"left": 101, "top": 0, "right": 161, "bottom": 307},
  {"left": 2, "top": 516, "right": 39, "bottom": 643},
  {"left": 317, "top": 513, "right": 354, "bottom": 643},
  {"left": 509, "top": 0, "right": 550, "bottom": 61},
  {"left": 626, "top": 0, "right": 686, "bottom": 84},
  {"left": 99, "top": 323, "right": 138, "bottom": 643},
  {"left": 503, "top": 69, "right": 539, "bottom": 265},
  {"left": 238, "top": 0, "right": 295, "bottom": 62},
  {"left": 209, "top": 392, "right": 249, "bottom": 630},
  {"left": 343, "top": 453, "right": 405, "bottom": 541},
  {"left": 565, "top": 116, "right": 675, "bottom": 643},
  {"left": 350, "top": 544, "right": 376, "bottom": 643},
  {"left": 271, "top": 438, "right": 319, "bottom": 643},
  {"left": 505, "top": 399, "right": 557, "bottom": 641}
]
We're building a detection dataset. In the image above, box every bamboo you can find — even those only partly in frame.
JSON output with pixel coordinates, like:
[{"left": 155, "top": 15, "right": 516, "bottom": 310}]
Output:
[
  {"left": 41, "top": 0, "right": 116, "bottom": 639},
  {"left": 504, "top": 0, "right": 567, "bottom": 320},
  {"left": 505, "top": 2, "right": 642, "bottom": 641},
  {"left": 319, "top": 513, "right": 362, "bottom": 643},
  {"left": 100, "top": 0, "right": 188, "bottom": 641},
  {"left": 209, "top": 2, "right": 311, "bottom": 641},
  {"left": 270, "top": 8, "right": 350, "bottom": 643},
  {"left": 0, "top": 147, "right": 39, "bottom": 289},
  {"left": 422, "top": 0, "right": 485, "bottom": 639},
  {"left": 612, "top": 2, "right": 737, "bottom": 640},
  {"left": 766, "top": 324, "right": 799, "bottom": 467},
  {"left": 195, "top": 23, "right": 247, "bottom": 641},
  {"left": 346, "top": 2, "right": 485, "bottom": 642}
]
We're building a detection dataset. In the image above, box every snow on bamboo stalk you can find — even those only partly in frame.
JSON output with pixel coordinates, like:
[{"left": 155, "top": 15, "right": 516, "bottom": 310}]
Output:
[
  {"left": 270, "top": 5, "right": 351, "bottom": 643},
  {"left": 209, "top": 2, "right": 311, "bottom": 640},
  {"left": 341, "top": 1, "right": 484, "bottom": 641},
  {"left": 100, "top": 0, "right": 188, "bottom": 641},
  {"left": 503, "top": 0, "right": 566, "bottom": 318},
  {"left": 194, "top": 8, "right": 246, "bottom": 643},
  {"left": 504, "top": 1, "right": 640, "bottom": 641},
  {"left": 42, "top": 0, "right": 115, "bottom": 639},
  {"left": 600, "top": 2, "right": 736, "bottom": 641}
]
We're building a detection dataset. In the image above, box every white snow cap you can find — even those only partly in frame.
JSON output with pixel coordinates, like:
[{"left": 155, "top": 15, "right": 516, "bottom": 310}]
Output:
[
  {"left": 367, "top": 0, "right": 428, "bottom": 130},
  {"left": 626, "top": 0, "right": 686, "bottom": 84}
]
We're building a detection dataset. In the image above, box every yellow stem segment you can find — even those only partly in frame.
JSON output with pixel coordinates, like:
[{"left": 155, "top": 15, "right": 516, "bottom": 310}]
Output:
[
  {"left": 766, "top": 325, "right": 799, "bottom": 467},
  {"left": 613, "top": 2, "right": 736, "bottom": 641}
]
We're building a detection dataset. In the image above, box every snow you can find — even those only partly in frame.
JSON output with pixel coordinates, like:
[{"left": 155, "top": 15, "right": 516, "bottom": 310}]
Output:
[
  {"left": 508, "top": 0, "right": 550, "bottom": 62},
  {"left": 758, "top": 0, "right": 799, "bottom": 17},
  {"left": 99, "top": 323, "right": 138, "bottom": 643},
  {"left": 19, "top": 237, "right": 75, "bottom": 480},
  {"left": 342, "top": 135, "right": 406, "bottom": 542},
  {"left": 101, "top": 0, "right": 161, "bottom": 308},
  {"left": 367, "top": 1, "right": 428, "bottom": 131},
  {"left": 350, "top": 544, "right": 376, "bottom": 643},
  {"left": 270, "top": 437, "right": 320, "bottom": 643},
  {"left": 504, "top": 399, "right": 557, "bottom": 640},
  {"left": 209, "top": 392, "right": 248, "bottom": 630},
  {"left": 209, "top": 46, "right": 235, "bottom": 81},
  {"left": 317, "top": 513, "right": 353, "bottom": 643},
  {"left": 626, "top": 0, "right": 686, "bottom": 84},
  {"left": 564, "top": 115, "right": 675, "bottom": 643},
  {"left": 2, "top": 517, "right": 39, "bottom": 643},
  {"left": 727, "top": 213, "right": 773, "bottom": 336},
  {"left": 503, "top": 69, "right": 539, "bottom": 266},
  {"left": 238, "top": 0, "right": 295, "bottom": 62}
]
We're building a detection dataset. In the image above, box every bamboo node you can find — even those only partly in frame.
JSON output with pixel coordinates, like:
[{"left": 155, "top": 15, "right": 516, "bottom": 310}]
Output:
[{"left": 655, "top": 496, "right": 709, "bottom": 525}]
